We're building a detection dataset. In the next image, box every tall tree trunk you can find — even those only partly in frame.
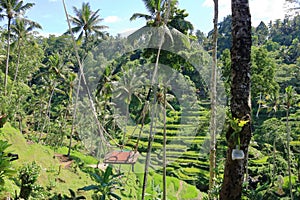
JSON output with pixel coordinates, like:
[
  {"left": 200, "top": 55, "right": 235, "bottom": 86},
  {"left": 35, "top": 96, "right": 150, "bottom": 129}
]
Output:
[
  {"left": 220, "top": 0, "right": 252, "bottom": 199},
  {"left": 272, "top": 139, "right": 276, "bottom": 185},
  {"left": 141, "top": 1, "right": 172, "bottom": 199},
  {"left": 255, "top": 92, "right": 262, "bottom": 118},
  {"left": 38, "top": 84, "right": 56, "bottom": 143},
  {"left": 14, "top": 38, "right": 22, "bottom": 82},
  {"left": 163, "top": 88, "right": 167, "bottom": 200},
  {"left": 68, "top": 75, "right": 79, "bottom": 157},
  {"left": 285, "top": 87, "right": 294, "bottom": 200},
  {"left": 4, "top": 18, "right": 12, "bottom": 96},
  {"left": 62, "top": 0, "right": 111, "bottom": 155},
  {"left": 209, "top": 0, "right": 218, "bottom": 198},
  {"left": 141, "top": 86, "right": 158, "bottom": 200},
  {"left": 121, "top": 94, "right": 131, "bottom": 149}
]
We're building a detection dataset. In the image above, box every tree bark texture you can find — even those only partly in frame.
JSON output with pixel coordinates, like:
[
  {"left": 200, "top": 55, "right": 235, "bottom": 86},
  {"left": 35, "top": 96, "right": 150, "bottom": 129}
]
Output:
[
  {"left": 220, "top": 0, "right": 252, "bottom": 199},
  {"left": 209, "top": 0, "right": 218, "bottom": 196}
]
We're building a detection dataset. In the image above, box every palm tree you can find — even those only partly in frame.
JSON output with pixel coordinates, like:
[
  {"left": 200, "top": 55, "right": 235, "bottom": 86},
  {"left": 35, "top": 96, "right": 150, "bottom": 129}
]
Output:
[
  {"left": 37, "top": 54, "right": 67, "bottom": 143},
  {"left": 11, "top": 18, "right": 41, "bottom": 82},
  {"left": 129, "top": 0, "right": 192, "bottom": 48},
  {"left": 155, "top": 85, "right": 174, "bottom": 200},
  {"left": 112, "top": 65, "right": 145, "bottom": 148},
  {"left": 65, "top": 2, "right": 108, "bottom": 47},
  {"left": 219, "top": 0, "right": 252, "bottom": 199},
  {"left": 0, "top": 0, "right": 34, "bottom": 95},
  {"left": 130, "top": 0, "right": 178, "bottom": 27},
  {"left": 64, "top": 2, "right": 109, "bottom": 157},
  {"left": 130, "top": 1, "right": 188, "bottom": 199},
  {"left": 62, "top": 0, "right": 113, "bottom": 158},
  {"left": 168, "top": 7, "right": 194, "bottom": 34}
]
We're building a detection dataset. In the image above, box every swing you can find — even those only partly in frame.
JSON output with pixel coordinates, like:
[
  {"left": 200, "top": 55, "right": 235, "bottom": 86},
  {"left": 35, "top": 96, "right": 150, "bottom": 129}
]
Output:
[
  {"left": 102, "top": 122, "right": 143, "bottom": 172},
  {"left": 104, "top": 150, "right": 139, "bottom": 171},
  {"left": 102, "top": 98, "right": 150, "bottom": 171}
]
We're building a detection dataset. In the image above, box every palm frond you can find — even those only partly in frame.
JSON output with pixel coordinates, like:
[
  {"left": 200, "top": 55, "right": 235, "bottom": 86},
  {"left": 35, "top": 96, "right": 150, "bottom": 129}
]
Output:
[
  {"left": 88, "top": 8, "right": 100, "bottom": 23},
  {"left": 130, "top": 13, "right": 152, "bottom": 21},
  {"left": 16, "top": 2, "right": 34, "bottom": 13},
  {"left": 142, "top": 0, "right": 156, "bottom": 14},
  {"left": 92, "top": 25, "right": 108, "bottom": 30}
]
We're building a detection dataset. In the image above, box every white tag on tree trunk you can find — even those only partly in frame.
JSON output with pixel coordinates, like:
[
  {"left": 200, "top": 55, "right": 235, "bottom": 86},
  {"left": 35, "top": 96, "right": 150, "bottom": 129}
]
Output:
[{"left": 232, "top": 146, "right": 245, "bottom": 160}]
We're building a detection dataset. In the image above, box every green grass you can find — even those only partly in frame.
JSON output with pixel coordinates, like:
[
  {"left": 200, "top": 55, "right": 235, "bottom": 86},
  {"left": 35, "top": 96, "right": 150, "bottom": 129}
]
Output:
[
  {"left": 115, "top": 160, "right": 200, "bottom": 200},
  {"left": 0, "top": 123, "right": 201, "bottom": 199},
  {"left": 56, "top": 146, "right": 98, "bottom": 165},
  {"left": 0, "top": 123, "right": 95, "bottom": 198}
]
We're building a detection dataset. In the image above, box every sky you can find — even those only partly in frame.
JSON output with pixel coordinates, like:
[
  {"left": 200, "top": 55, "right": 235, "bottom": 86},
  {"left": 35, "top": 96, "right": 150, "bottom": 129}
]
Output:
[{"left": 17, "top": 0, "right": 291, "bottom": 37}]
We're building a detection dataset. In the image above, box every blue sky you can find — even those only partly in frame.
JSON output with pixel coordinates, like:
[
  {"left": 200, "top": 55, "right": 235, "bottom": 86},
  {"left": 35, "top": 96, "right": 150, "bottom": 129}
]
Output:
[{"left": 20, "top": 0, "right": 290, "bottom": 37}]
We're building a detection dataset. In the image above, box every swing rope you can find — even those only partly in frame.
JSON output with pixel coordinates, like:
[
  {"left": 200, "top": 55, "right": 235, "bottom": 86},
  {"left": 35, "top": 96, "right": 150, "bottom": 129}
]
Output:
[{"left": 62, "top": 0, "right": 122, "bottom": 152}]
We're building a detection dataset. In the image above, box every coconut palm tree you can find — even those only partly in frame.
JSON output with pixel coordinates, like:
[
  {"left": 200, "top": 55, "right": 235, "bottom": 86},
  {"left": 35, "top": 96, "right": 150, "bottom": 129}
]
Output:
[
  {"left": 65, "top": 2, "right": 108, "bottom": 47},
  {"left": 219, "top": 0, "right": 252, "bottom": 199},
  {"left": 37, "top": 54, "right": 67, "bottom": 143},
  {"left": 130, "top": 0, "right": 178, "bottom": 27},
  {"left": 130, "top": 2, "right": 189, "bottom": 199},
  {"left": 129, "top": 0, "right": 192, "bottom": 48},
  {"left": 0, "top": 0, "right": 34, "bottom": 95},
  {"left": 11, "top": 18, "right": 41, "bottom": 82},
  {"left": 168, "top": 7, "right": 194, "bottom": 34}
]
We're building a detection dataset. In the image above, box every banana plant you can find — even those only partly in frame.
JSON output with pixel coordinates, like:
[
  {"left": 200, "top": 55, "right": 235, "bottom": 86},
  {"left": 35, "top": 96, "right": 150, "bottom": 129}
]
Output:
[
  {"left": 78, "top": 165, "right": 123, "bottom": 200},
  {"left": 0, "top": 140, "right": 15, "bottom": 191}
]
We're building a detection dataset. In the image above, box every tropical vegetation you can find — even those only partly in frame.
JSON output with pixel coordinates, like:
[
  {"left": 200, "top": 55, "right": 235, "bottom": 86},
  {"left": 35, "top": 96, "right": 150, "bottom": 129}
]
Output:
[{"left": 0, "top": 0, "right": 300, "bottom": 199}]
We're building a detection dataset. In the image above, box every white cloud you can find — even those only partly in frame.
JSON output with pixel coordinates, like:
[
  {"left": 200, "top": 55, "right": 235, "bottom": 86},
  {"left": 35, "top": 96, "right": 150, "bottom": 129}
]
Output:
[
  {"left": 202, "top": 0, "right": 213, "bottom": 7},
  {"left": 202, "top": 0, "right": 287, "bottom": 27},
  {"left": 104, "top": 16, "right": 121, "bottom": 23},
  {"left": 250, "top": 0, "right": 286, "bottom": 26}
]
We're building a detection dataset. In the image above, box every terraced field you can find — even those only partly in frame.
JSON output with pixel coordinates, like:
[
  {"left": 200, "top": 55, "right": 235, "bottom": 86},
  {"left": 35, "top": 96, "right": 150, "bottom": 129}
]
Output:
[
  {"left": 122, "top": 100, "right": 277, "bottom": 191},
  {"left": 123, "top": 101, "right": 212, "bottom": 189}
]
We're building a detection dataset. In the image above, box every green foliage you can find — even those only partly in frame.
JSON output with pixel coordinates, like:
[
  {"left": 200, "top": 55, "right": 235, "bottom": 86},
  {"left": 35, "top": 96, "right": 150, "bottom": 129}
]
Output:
[
  {"left": 228, "top": 117, "right": 249, "bottom": 147},
  {"left": 1, "top": 2, "right": 300, "bottom": 199},
  {"left": 18, "top": 161, "right": 41, "bottom": 199},
  {"left": 78, "top": 165, "right": 123, "bottom": 200},
  {"left": 65, "top": 2, "right": 108, "bottom": 43},
  {"left": 251, "top": 45, "right": 279, "bottom": 99},
  {"left": 61, "top": 189, "right": 86, "bottom": 200},
  {"left": 0, "top": 140, "right": 15, "bottom": 191}
]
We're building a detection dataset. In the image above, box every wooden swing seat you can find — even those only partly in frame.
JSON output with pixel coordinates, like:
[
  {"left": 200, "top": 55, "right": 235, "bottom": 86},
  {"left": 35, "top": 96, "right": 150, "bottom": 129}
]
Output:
[{"left": 104, "top": 150, "right": 139, "bottom": 165}]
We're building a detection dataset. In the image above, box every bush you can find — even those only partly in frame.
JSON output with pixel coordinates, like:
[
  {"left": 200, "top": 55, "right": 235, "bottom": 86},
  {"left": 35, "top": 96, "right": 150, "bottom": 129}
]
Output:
[{"left": 18, "top": 161, "right": 41, "bottom": 199}]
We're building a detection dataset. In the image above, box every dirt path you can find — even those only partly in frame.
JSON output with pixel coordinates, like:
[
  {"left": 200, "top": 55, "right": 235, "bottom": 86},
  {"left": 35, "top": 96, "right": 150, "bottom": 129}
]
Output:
[
  {"left": 54, "top": 153, "right": 74, "bottom": 168},
  {"left": 176, "top": 180, "right": 202, "bottom": 200},
  {"left": 176, "top": 181, "right": 184, "bottom": 199}
]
